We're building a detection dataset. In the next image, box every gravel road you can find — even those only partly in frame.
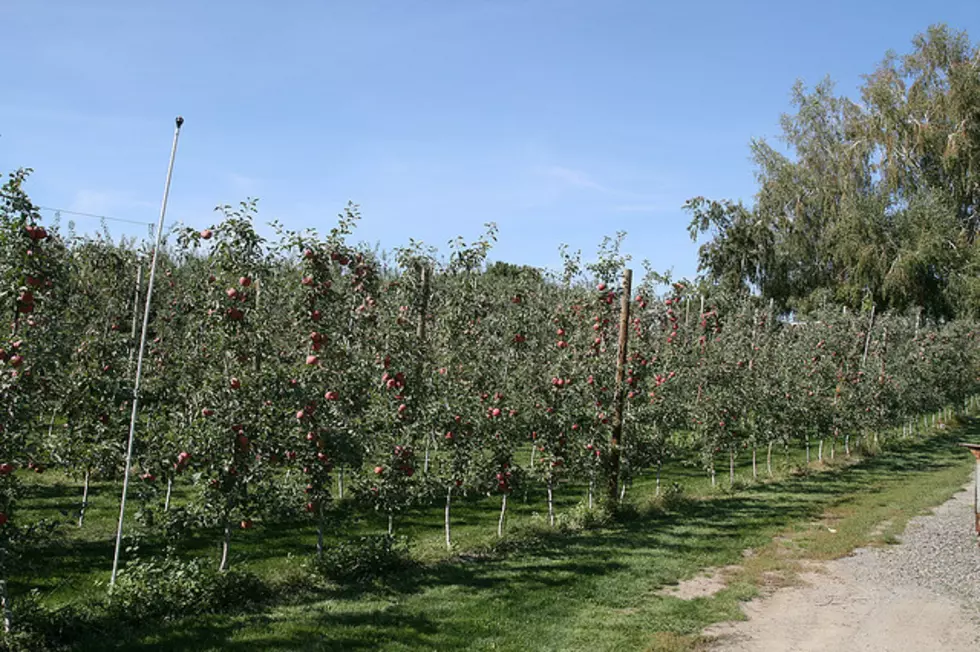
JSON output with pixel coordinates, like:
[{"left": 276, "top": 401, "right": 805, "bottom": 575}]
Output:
[{"left": 705, "top": 475, "right": 980, "bottom": 651}]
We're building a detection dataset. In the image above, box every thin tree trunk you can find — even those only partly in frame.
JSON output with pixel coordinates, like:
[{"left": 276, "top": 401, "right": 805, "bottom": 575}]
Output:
[
  {"left": 0, "top": 576, "right": 10, "bottom": 635},
  {"left": 337, "top": 467, "right": 345, "bottom": 499},
  {"left": 387, "top": 512, "right": 394, "bottom": 535},
  {"left": 656, "top": 462, "right": 662, "bottom": 496},
  {"left": 547, "top": 478, "right": 555, "bottom": 527},
  {"left": 424, "top": 434, "right": 431, "bottom": 474},
  {"left": 752, "top": 446, "right": 758, "bottom": 481},
  {"left": 444, "top": 486, "right": 453, "bottom": 550},
  {"left": 529, "top": 445, "right": 536, "bottom": 467},
  {"left": 588, "top": 477, "right": 594, "bottom": 509},
  {"left": 710, "top": 462, "right": 716, "bottom": 488},
  {"left": 767, "top": 441, "right": 773, "bottom": 477},
  {"left": 497, "top": 493, "right": 507, "bottom": 538},
  {"left": 79, "top": 469, "right": 91, "bottom": 527},
  {"left": 163, "top": 476, "right": 173, "bottom": 512},
  {"left": 805, "top": 434, "right": 811, "bottom": 464},
  {"left": 619, "top": 481, "right": 626, "bottom": 502},
  {"left": 845, "top": 433, "right": 850, "bottom": 457},
  {"left": 729, "top": 449, "right": 735, "bottom": 487},
  {"left": 219, "top": 520, "right": 231, "bottom": 572},
  {"left": 818, "top": 439, "right": 824, "bottom": 462},
  {"left": 831, "top": 437, "right": 836, "bottom": 460},
  {"left": 316, "top": 520, "right": 324, "bottom": 557}
]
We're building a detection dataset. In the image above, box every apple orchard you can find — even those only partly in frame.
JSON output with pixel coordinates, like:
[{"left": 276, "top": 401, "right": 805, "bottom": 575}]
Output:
[{"left": 1, "top": 170, "right": 978, "bottom": 638}]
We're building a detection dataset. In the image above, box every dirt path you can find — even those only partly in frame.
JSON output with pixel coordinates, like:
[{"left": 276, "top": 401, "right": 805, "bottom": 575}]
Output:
[{"left": 704, "top": 479, "right": 980, "bottom": 651}]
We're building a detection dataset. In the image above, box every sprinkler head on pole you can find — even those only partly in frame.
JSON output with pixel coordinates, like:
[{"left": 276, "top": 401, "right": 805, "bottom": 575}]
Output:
[{"left": 175, "top": 116, "right": 184, "bottom": 128}]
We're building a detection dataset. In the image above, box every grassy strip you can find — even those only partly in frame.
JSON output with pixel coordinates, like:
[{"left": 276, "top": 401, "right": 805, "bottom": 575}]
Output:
[
  {"left": 50, "top": 420, "right": 975, "bottom": 651},
  {"left": 7, "top": 417, "right": 976, "bottom": 651}
]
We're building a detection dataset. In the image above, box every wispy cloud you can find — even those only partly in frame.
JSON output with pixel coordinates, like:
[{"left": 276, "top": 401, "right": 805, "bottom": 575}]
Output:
[
  {"left": 535, "top": 165, "right": 610, "bottom": 192},
  {"left": 612, "top": 202, "right": 679, "bottom": 214},
  {"left": 70, "top": 189, "right": 155, "bottom": 216},
  {"left": 227, "top": 173, "right": 263, "bottom": 195}
]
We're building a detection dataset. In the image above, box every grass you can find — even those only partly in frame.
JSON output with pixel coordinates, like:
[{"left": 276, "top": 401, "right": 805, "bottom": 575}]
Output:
[{"left": 9, "top": 415, "right": 979, "bottom": 651}]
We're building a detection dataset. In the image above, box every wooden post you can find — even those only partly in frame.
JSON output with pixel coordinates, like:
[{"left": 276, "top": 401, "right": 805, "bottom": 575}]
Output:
[
  {"left": 608, "top": 268, "right": 633, "bottom": 505},
  {"left": 958, "top": 444, "right": 980, "bottom": 544},
  {"left": 861, "top": 303, "right": 876, "bottom": 368}
]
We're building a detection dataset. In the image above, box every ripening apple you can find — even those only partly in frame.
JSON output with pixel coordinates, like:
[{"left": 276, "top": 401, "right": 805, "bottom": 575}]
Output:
[
  {"left": 0, "top": 513, "right": 8, "bottom": 527},
  {"left": 226, "top": 287, "right": 239, "bottom": 299},
  {"left": 324, "top": 390, "right": 338, "bottom": 401},
  {"left": 240, "top": 519, "right": 253, "bottom": 530},
  {"left": 311, "top": 310, "right": 322, "bottom": 322},
  {"left": 301, "top": 276, "right": 314, "bottom": 286},
  {"left": 0, "top": 463, "right": 13, "bottom": 475},
  {"left": 239, "top": 276, "right": 252, "bottom": 287},
  {"left": 140, "top": 472, "right": 156, "bottom": 482},
  {"left": 201, "top": 408, "right": 214, "bottom": 417},
  {"left": 374, "top": 466, "right": 384, "bottom": 475},
  {"left": 9, "top": 354, "right": 24, "bottom": 368},
  {"left": 597, "top": 282, "right": 606, "bottom": 291},
  {"left": 397, "top": 404, "right": 407, "bottom": 414},
  {"left": 230, "top": 377, "right": 241, "bottom": 390},
  {"left": 200, "top": 229, "right": 213, "bottom": 239}
]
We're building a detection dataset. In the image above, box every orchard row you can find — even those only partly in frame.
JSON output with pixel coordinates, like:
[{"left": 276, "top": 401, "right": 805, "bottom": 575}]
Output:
[{"left": 1, "top": 172, "right": 978, "bottom": 626}]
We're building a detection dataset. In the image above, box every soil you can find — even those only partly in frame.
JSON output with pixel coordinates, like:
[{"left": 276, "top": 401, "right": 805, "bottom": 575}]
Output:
[{"left": 703, "top": 481, "right": 980, "bottom": 651}]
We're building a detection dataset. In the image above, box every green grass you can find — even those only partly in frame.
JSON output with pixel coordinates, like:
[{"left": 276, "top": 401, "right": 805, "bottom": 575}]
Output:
[{"left": 10, "top": 417, "right": 980, "bottom": 651}]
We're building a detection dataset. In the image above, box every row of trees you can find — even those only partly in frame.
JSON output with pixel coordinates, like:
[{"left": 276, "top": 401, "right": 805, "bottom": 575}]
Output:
[{"left": 2, "top": 166, "right": 978, "bottom": 636}]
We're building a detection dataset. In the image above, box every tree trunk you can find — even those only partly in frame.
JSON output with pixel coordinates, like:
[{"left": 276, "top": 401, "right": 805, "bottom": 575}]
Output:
[
  {"left": 830, "top": 438, "right": 836, "bottom": 460},
  {"left": 444, "top": 486, "right": 453, "bottom": 550},
  {"left": 729, "top": 449, "right": 735, "bottom": 487},
  {"left": 0, "top": 576, "right": 10, "bottom": 635},
  {"left": 163, "top": 476, "right": 173, "bottom": 512},
  {"left": 619, "top": 481, "right": 626, "bottom": 502},
  {"left": 767, "top": 441, "right": 773, "bottom": 477},
  {"left": 710, "top": 462, "right": 716, "bottom": 488},
  {"left": 337, "top": 467, "right": 345, "bottom": 499},
  {"left": 497, "top": 493, "right": 507, "bottom": 538},
  {"left": 588, "top": 477, "right": 594, "bottom": 509},
  {"left": 845, "top": 433, "right": 850, "bottom": 457},
  {"left": 752, "top": 447, "right": 757, "bottom": 481},
  {"left": 818, "top": 439, "right": 824, "bottom": 462},
  {"left": 79, "top": 469, "right": 91, "bottom": 527},
  {"left": 219, "top": 520, "right": 231, "bottom": 572},
  {"left": 805, "top": 434, "right": 810, "bottom": 464},
  {"left": 656, "top": 463, "right": 662, "bottom": 496},
  {"left": 316, "top": 519, "right": 324, "bottom": 557},
  {"left": 424, "top": 434, "right": 431, "bottom": 474},
  {"left": 387, "top": 512, "right": 394, "bottom": 536},
  {"left": 547, "top": 477, "right": 555, "bottom": 527}
]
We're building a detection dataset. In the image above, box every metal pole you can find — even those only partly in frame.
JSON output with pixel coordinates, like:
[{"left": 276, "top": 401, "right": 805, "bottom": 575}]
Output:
[{"left": 111, "top": 116, "right": 184, "bottom": 587}]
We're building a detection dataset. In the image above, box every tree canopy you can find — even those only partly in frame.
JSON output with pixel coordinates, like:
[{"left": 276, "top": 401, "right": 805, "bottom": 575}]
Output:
[{"left": 686, "top": 24, "right": 980, "bottom": 320}]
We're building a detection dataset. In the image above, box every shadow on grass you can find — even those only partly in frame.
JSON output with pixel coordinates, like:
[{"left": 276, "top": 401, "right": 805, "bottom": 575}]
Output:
[{"left": 37, "top": 420, "right": 980, "bottom": 650}]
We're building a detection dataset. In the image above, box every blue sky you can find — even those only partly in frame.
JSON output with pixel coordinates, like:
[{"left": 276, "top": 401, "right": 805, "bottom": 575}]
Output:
[{"left": 2, "top": 1, "right": 978, "bottom": 279}]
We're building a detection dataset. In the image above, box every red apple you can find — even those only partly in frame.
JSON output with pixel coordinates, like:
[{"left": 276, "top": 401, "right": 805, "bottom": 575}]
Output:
[
  {"left": 324, "top": 390, "right": 338, "bottom": 401},
  {"left": 306, "top": 355, "right": 319, "bottom": 366},
  {"left": 374, "top": 466, "right": 384, "bottom": 475},
  {"left": 239, "top": 276, "right": 251, "bottom": 287},
  {"left": 9, "top": 355, "right": 23, "bottom": 368},
  {"left": 0, "top": 513, "right": 7, "bottom": 527},
  {"left": 200, "top": 229, "right": 213, "bottom": 239},
  {"left": 0, "top": 463, "right": 13, "bottom": 475},
  {"left": 240, "top": 519, "right": 253, "bottom": 530},
  {"left": 230, "top": 377, "right": 241, "bottom": 390},
  {"left": 201, "top": 408, "right": 214, "bottom": 417},
  {"left": 226, "top": 287, "right": 239, "bottom": 299}
]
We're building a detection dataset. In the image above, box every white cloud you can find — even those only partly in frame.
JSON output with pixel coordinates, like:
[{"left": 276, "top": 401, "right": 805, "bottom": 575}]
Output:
[
  {"left": 535, "top": 165, "right": 610, "bottom": 192},
  {"left": 69, "top": 189, "right": 154, "bottom": 216}
]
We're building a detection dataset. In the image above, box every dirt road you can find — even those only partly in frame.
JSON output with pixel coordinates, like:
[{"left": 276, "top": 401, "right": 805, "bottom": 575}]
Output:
[{"left": 704, "top": 479, "right": 980, "bottom": 651}]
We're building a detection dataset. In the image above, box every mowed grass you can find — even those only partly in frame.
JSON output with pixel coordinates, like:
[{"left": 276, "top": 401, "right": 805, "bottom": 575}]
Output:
[{"left": 11, "top": 416, "right": 979, "bottom": 651}]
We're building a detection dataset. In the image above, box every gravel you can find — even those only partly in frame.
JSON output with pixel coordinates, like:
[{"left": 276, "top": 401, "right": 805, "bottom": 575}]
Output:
[{"left": 837, "top": 473, "right": 980, "bottom": 612}]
